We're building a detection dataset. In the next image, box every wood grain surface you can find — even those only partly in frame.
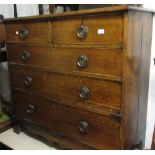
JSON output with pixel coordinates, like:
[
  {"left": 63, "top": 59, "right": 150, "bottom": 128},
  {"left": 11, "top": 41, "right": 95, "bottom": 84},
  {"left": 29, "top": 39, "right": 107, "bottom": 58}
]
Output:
[{"left": 4, "top": 6, "right": 154, "bottom": 149}]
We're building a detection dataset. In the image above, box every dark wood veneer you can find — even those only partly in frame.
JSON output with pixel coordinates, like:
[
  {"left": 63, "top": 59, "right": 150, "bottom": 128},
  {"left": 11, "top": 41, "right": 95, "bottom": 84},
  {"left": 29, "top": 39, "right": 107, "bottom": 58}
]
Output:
[
  {"left": 10, "top": 65, "right": 122, "bottom": 111},
  {"left": 4, "top": 6, "right": 154, "bottom": 149},
  {"left": 13, "top": 90, "right": 121, "bottom": 149},
  {"left": 7, "top": 44, "right": 123, "bottom": 78}
]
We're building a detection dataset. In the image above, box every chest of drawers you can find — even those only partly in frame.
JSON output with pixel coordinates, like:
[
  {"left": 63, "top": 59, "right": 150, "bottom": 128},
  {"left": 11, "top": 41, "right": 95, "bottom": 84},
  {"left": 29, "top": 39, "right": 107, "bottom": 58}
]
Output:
[{"left": 3, "top": 6, "right": 154, "bottom": 149}]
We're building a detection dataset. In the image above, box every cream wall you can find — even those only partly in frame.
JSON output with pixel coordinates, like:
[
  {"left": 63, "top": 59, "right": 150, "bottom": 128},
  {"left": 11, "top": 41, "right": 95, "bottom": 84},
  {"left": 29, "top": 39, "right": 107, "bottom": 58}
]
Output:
[
  {"left": 143, "top": 3, "right": 155, "bottom": 149},
  {"left": 0, "top": 4, "right": 14, "bottom": 18}
]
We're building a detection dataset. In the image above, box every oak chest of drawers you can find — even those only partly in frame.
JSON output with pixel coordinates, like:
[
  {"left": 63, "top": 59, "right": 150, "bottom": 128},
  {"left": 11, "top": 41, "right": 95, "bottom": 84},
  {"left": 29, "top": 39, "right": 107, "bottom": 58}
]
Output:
[{"left": 3, "top": 6, "right": 154, "bottom": 149}]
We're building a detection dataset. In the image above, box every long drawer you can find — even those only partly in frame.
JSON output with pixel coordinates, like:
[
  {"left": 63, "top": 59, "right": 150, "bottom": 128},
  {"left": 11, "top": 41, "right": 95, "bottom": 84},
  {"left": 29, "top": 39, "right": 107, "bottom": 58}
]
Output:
[
  {"left": 5, "top": 21, "right": 50, "bottom": 43},
  {"left": 9, "top": 65, "right": 122, "bottom": 110},
  {"left": 13, "top": 90, "right": 121, "bottom": 149},
  {"left": 7, "top": 44, "right": 123, "bottom": 77},
  {"left": 53, "top": 15, "right": 123, "bottom": 45}
]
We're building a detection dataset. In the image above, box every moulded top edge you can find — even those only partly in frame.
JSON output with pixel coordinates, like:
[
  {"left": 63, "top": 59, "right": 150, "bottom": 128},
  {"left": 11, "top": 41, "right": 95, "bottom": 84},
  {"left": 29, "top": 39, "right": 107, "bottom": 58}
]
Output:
[{"left": 3, "top": 5, "right": 155, "bottom": 23}]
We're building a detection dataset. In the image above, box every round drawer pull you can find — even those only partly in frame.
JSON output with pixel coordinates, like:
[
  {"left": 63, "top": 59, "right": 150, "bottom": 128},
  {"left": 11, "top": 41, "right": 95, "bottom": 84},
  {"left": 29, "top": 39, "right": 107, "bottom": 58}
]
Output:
[
  {"left": 77, "top": 25, "right": 88, "bottom": 39},
  {"left": 79, "top": 121, "right": 90, "bottom": 134},
  {"left": 26, "top": 104, "right": 35, "bottom": 114},
  {"left": 19, "top": 27, "right": 29, "bottom": 39},
  {"left": 77, "top": 55, "right": 88, "bottom": 68},
  {"left": 79, "top": 86, "right": 90, "bottom": 99},
  {"left": 24, "top": 76, "right": 32, "bottom": 87},
  {"left": 22, "top": 50, "right": 31, "bottom": 62}
]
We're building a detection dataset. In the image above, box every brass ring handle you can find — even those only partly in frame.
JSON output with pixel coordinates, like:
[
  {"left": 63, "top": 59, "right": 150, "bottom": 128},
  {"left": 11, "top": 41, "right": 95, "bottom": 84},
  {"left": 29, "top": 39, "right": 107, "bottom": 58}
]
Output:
[
  {"left": 24, "top": 76, "right": 32, "bottom": 87},
  {"left": 22, "top": 50, "right": 31, "bottom": 62},
  {"left": 77, "top": 25, "right": 88, "bottom": 39},
  {"left": 77, "top": 55, "right": 88, "bottom": 68},
  {"left": 19, "top": 27, "right": 29, "bottom": 39},
  {"left": 26, "top": 104, "right": 35, "bottom": 114},
  {"left": 79, "top": 86, "right": 90, "bottom": 99},
  {"left": 79, "top": 121, "right": 90, "bottom": 134}
]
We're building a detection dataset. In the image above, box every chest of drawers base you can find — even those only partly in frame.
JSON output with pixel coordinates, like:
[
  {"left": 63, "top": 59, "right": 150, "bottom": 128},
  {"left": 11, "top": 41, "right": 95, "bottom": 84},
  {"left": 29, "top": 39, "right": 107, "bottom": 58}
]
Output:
[{"left": 4, "top": 6, "right": 154, "bottom": 149}]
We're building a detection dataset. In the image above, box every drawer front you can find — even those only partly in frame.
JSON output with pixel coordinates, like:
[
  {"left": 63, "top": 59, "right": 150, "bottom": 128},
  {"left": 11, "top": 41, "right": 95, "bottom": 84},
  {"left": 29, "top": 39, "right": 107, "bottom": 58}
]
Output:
[
  {"left": 53, "top": 15, "right": 123, "bottom": 45},
  {"left": 10, "top": 66, "right": 122, "bottom": 109},
  {"left": 7, "top": 44, "right": 123, "bottom": 77},
  {"left": 5, "top": 22, "right": 49, "bottom": 43},
  {"left": 13, "top": 90, "right": 121, "bottom": 149}
]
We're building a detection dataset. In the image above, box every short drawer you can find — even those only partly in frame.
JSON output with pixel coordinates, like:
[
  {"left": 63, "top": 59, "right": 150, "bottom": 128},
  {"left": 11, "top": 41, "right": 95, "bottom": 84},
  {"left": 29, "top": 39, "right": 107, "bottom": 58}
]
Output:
[
  {"left": 53, "top": 15, "right": 123, "bottom": 45},
  {"left": 5, "top": 21, "right": 50, "bottom": 43},
  {"left": 10, "top": 65, "right": 122, "bottom": 110},
  {"left": 13, "top": 90, "right": 121, "bottom": 149},
  {"left": 7, "top": 44, "right": 123, "bottom": 77}
]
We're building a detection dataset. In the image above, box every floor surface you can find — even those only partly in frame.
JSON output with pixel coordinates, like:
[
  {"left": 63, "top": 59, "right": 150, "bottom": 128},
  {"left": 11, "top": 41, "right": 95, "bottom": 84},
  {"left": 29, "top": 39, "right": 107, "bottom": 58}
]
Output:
[{"left": 0, "top": 128, "right": 55, "bottom": 150}]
